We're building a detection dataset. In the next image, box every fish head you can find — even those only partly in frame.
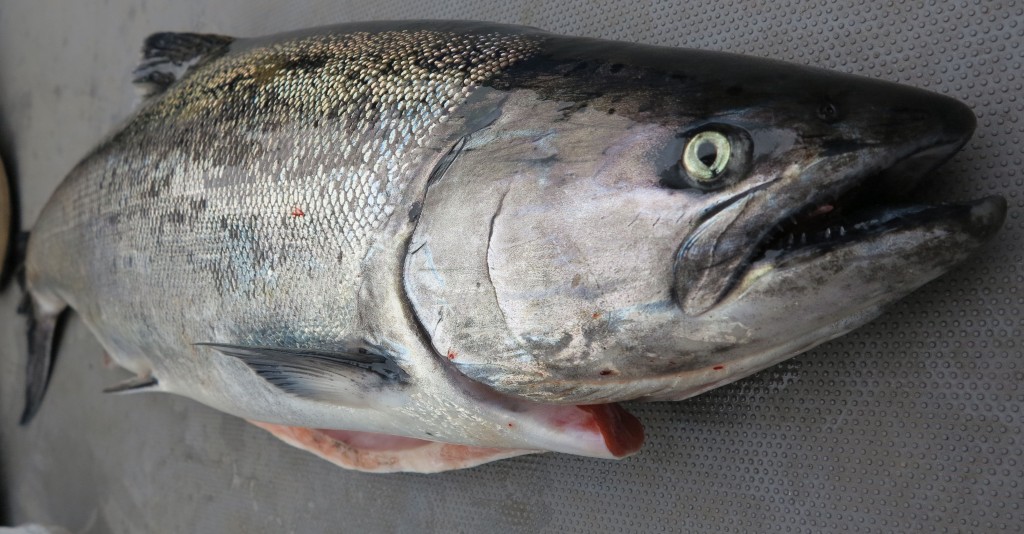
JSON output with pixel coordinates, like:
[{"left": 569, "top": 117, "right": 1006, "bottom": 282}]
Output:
[{"left": 406, "top": 41, "right": 1006, "bottom": 404}]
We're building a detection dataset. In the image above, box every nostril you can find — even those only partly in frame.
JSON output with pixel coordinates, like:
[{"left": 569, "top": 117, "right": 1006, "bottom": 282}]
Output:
[{"left": 817, "top": 102, "right": 840, "bottom": 123}]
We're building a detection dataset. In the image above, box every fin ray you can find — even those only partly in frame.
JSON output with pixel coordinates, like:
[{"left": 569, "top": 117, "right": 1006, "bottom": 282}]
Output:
[
  {"left": 133, "top": 32, "right": 234, "bottom": 97},
  {"left": 198, "top": 343, "right": 409, "bottom": 406},
  {"left": 103, "top": 375, "right": 158, "bottom": 394},
  {"left": 19, "top": 298, "right": 68, "bottom": 425}
]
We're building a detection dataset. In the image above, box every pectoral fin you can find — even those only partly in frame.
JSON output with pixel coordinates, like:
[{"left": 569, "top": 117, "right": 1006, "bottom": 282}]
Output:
[
  {"left": 197, "top": 343, "right": 409, "bottom": 406},
  {"left": 103, "top": 375, "right": 158, "bottom": 394}
]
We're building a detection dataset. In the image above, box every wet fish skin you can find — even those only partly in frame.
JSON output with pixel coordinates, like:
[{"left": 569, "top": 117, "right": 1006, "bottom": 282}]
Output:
[{"left": 21, "top": 21, "right": 1005, "bottom": 472}]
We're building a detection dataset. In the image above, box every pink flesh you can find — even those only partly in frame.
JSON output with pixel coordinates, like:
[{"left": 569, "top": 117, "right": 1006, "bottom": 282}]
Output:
[
  {"left": 808, "top": 203, "right": 835, "bottom": 217},
  {"left": 316, "top": 429, "right": 428, "bottom": 451},
  {"left": 575, "top": 404, "right": 645, "bottom": 457},
  {"left": 247, "top": 403, "right": 644, "bottom": 473},
  {"left": 539, "top": 403, "right": 645, "bottom": 457},
  {"left": 249, "top": 421, "right": 536, "bottom": 473}
]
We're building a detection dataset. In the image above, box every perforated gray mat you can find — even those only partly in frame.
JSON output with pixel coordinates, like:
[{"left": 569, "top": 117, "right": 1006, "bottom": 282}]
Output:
[{"left": 1, "top": 1, "right": 1021, "bottom": 532}]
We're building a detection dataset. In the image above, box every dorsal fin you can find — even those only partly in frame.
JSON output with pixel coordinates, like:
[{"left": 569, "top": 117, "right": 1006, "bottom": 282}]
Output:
[{"left": 133, "top": 32, "right": 234, "bottom": 98}]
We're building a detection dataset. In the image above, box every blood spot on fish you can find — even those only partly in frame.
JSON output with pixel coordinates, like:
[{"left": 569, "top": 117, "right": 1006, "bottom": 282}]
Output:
[
  {"left": 575, "top": 404, "right": 645, "bottom": 457},
  {"left": 808, "top": 204, "right": 834, "bottom": 217},
  {"left": 507, "top": 422, "right": 514, "bottom": 428},
  {"left": 291, "top": 207, "right": 305, "bottom": 217},
  {"left": 713, "top": 365, "right": 725, "bottom": 371},
  {"left": 592, "top": 312, "right": 602, "bottom": 319},
  {"left": 599, "top": 369, "right": 618, "bottom": 376},
  {"left": 447, "top": 350, "right": 457, "bottom": 360}
]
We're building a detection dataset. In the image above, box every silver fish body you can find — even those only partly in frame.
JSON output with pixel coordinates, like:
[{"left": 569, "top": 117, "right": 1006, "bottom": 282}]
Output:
[{"left": 22, "top": 21, "right": 1005, "bottom": 472}]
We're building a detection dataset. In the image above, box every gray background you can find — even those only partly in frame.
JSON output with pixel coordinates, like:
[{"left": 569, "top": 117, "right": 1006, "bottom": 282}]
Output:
[{"left": 1, "top": 0, "right": 1021, "bottom": 532}]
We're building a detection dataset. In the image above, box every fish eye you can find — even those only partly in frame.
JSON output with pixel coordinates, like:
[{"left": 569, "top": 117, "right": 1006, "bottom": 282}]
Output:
[
  {"left": 658, "top": 124, "right": 753, "bottom": 191},
  {"left": 682, "top": 131, "right": 731, "bottom": 183}
]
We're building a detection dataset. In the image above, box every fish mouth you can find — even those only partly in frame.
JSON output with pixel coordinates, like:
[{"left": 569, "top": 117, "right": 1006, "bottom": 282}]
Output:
[
  {"left": 747, "top": 196, "right": 1006, "bottom": 269},
  {"left": 744, "top": 141, "right": 1002, "bottom": 270},
  {"left": 676, "top": 136, "right": 1007, "bottom": 315}
]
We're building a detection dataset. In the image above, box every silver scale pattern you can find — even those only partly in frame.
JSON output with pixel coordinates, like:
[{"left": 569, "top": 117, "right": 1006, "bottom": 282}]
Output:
[
  {"left": 31, "top": 28, "right": 537, "bottom": 347},
  {"left": 0, "top": 0, "right": 1021, "bottom": 533}
]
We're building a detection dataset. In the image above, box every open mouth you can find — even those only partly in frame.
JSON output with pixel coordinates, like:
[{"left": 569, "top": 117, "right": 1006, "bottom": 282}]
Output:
[
  {"left": 676, "top": 138, "right": 1007, "bottom": 316},
  {"left": 745, "top": 142, "right": 990, "bottom": 267}
]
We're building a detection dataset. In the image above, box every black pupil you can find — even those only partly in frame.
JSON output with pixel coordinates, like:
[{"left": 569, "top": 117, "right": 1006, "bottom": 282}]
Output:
[
  {"left": 697, "top": 140, "right": 718, "bottom": 166},
  {"left": 818, "top": 102, "right": 838, "bottom": 121}
]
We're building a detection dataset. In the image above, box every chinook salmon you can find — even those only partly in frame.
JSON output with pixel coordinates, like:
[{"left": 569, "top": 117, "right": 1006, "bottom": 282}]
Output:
[{"left": 20, "top": 21, "right": 1005, "bottom": 472}]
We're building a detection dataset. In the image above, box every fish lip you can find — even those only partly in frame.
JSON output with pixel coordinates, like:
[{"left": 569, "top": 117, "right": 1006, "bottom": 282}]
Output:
[
  {"left": 737, "top": 139, "right": 968, "bottom": 267},
  {"left": 746, "top": 195, "right": 1007, "bottom": 272},
  {"left": 674, "top": 130, "right": 989, "bottom": 316}
]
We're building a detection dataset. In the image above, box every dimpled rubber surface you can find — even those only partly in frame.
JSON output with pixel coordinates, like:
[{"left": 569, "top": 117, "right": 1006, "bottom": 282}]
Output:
[{"left": 0, "top": 1, "right": 1020, "bottom": 533}]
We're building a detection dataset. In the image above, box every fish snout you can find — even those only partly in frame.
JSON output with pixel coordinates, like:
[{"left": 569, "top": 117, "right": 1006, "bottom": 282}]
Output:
[{"left": 934, "top": 92, "right": 978, "bottom": 147}]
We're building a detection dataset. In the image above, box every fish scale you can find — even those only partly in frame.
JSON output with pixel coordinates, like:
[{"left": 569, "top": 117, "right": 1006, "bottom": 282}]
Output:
[{"left": 30, "top": 27, "right": 540, "bottom": 346}]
